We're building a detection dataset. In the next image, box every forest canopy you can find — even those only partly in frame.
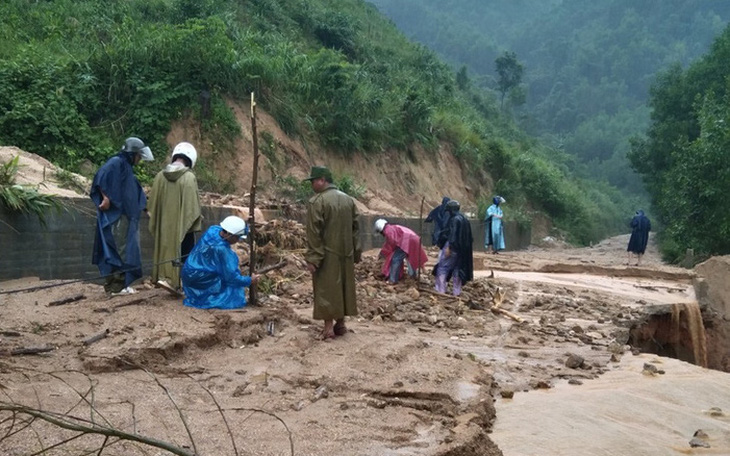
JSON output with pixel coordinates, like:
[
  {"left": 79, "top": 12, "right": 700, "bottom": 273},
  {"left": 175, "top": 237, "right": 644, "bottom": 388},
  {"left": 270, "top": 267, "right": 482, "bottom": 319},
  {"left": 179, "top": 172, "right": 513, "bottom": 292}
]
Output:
[{"left": 629, "top": 27, "right": 730, "bottom": 261}]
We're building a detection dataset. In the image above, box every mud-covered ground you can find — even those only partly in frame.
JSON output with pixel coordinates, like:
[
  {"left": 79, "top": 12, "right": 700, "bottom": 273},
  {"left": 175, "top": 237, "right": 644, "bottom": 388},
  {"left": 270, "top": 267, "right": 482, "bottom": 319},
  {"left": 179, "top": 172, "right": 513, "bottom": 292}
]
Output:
[{"left": 0, "top": 232, "right": 704, "bottom": 455}]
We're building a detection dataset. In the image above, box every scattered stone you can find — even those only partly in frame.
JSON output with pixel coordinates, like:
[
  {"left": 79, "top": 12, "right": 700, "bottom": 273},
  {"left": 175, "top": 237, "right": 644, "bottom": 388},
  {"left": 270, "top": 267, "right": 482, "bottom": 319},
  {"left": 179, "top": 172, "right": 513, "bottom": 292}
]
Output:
[
  {"left": 631, "top": 348, "right": 641, "bottom": 356},
  {"left": 453, "top": 353, "right": 463, "bottom": 360},
  {"left": 642, "top": 363, "right": 659, "bottom": 375},
  {"left": 689, "top": 429, "right": 710, "bottom": 448},
  {"left": 393, "top": 381, "right": 404, "bottom": 388},
  {"left": 313, "top": 385, "right": 329, "bottom": 401},
  {"left": 292, "top": 401, "right": 306, "bottom": 411},
  {"left": 568, "top": 378, "right": 583, "bottom": 385},
  {"left": 565, "top": 353, "right": 584, "bottom": 369},
  {"left": 610, "top": 353, "right": 621, "bottom": 362},
  {"left": 500, "top": 390, "right": 515, "bottom": 399},
  {"left": 707, "top": 407, "right": 724, "bottom": 417},
  {"left": 518, "top": 351, "right": 530, "bottom": 358},
  {"left": 340, "top": 403, "right": 349, "bottom": 410}
]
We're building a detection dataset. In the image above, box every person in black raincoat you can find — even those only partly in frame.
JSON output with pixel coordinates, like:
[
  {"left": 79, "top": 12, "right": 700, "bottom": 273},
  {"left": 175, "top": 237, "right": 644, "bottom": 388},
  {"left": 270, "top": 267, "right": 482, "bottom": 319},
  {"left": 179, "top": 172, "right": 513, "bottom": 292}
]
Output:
[
  {"left": 425, "top": 196, "right": 451, "bottom": 246},
  {"left": 627, "top": 210, "right": 651, "bottom": 266},
  {"left": 433, "top": 200, "right": 473, "bottom": 296}
]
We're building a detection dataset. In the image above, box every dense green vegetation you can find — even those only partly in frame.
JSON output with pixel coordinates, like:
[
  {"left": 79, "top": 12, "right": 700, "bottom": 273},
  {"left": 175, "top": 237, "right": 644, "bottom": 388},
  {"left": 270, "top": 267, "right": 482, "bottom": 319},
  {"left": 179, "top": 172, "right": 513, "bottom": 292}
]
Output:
[
  {"left": 629, "top": 27, "right": 730, "bottom": 262},
  {"left": 0, "top": 0, "right": 635, "bottom": 243},
  {"left": 369, "top": 0, "right": 730, "bottom": 195}
]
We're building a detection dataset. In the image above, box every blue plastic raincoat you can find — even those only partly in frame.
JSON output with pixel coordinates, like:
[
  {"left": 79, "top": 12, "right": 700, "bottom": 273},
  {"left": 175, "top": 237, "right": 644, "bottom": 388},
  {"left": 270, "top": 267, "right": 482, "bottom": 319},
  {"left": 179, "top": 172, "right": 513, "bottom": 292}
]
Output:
[
  {"left": 485, "top": 204, "right": 505, "bottom": 251},
  {"left": 181, "top": 225, "right": 252, "bottom": 309},
  {"left": 90, "top": 152, "right": 146, "bottom": 287}
]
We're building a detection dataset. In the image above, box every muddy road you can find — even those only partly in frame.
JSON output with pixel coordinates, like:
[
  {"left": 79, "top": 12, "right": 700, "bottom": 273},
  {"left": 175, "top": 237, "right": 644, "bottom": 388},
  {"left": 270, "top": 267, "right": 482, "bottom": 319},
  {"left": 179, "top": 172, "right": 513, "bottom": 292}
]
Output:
[{"left": 0, "top": 233, "right": 727, "bottom": 455}]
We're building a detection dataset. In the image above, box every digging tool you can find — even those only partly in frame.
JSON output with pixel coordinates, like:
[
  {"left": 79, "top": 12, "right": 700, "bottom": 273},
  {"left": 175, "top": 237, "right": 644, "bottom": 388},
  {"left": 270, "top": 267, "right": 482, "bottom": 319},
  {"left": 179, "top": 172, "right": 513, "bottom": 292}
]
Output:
[{"left": 248, "top": 92, "right": 261, "bottom": 305}]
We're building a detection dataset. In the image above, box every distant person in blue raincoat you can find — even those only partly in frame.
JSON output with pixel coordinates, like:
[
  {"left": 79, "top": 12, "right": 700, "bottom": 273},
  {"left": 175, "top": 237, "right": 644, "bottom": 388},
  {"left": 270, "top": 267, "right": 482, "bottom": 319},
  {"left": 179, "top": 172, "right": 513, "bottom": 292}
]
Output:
[
  {"left": 425, "top": 196, "right": 451, "bottom": 246},
  {"left": 91, "top": 137, "right": 154, "bottom": 295},
  {"left": 181, "top": 216, "right": 259, "bottom": 309},
  {"left": 485, "top": 196, "right": 506, "bottom": 254},
  {"left": 627, "top": 210, "right": 651, "bottom": 266}
]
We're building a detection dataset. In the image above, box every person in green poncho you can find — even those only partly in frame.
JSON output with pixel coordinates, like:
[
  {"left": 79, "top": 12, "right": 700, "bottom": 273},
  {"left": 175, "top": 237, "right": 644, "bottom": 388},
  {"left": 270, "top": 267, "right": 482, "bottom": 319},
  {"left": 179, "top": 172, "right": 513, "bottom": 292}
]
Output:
[
  {"left": 304, "top": 166, "right": 362, "bottom": 340},
  {"left": 148, "top": 142, "right": 203, "bottom": 292}
]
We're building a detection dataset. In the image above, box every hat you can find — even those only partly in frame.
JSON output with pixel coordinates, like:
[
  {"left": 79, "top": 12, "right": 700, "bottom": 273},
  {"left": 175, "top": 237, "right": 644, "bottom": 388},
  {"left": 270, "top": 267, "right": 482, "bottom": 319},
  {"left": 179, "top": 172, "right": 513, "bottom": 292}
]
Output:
[
  {"left": 304, "top": 166, "right": 332, "bottom": 181},
  {"left": 220, "top": 216, "right": 248, "bottom": 239},
  {"left": 446, "top": 200, "right": 460, "bottom": 212},
  {"left": 374, "top": 218, "right": 387, "bottom": 233}
]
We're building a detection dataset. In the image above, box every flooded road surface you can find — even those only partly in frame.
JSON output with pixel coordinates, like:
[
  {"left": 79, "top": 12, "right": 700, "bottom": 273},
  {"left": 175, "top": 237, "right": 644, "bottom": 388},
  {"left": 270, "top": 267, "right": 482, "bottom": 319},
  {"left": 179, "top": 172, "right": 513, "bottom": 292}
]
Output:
[
  {"left": 474, "top": 270, "right": 696, "bottom": 306},
  {"left": 490, "top": 354, "right": 730, "bottom": 456}
]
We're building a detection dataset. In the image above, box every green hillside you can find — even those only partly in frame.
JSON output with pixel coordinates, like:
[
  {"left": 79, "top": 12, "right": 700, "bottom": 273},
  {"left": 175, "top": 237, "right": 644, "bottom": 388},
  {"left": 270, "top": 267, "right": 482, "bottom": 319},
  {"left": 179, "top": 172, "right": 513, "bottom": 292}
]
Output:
[{"left": 0, "top": 0, "right": 634, "bottom": 244}]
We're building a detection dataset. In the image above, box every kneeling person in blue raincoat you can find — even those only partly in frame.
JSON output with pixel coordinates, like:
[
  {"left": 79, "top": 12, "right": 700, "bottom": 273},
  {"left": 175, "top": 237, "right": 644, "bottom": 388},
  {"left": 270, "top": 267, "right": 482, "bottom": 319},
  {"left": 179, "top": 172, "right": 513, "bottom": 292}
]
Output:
[{"left": 182, "top": 216, "right": 259, "bottom": 309}]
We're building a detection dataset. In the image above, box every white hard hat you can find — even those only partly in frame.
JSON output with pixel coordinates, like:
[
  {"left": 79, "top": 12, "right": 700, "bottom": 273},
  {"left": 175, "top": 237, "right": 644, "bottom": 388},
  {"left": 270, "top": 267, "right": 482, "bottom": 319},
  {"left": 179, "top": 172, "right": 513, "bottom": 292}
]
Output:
[
  {"left": 220, "top": 216, "right": 248, "bottom": 238},
  {"left": 374, "top": 218, "right": 387, "bottom": 233},
  {"left": 171, "top": 142, "right": 197, "bottom": 168}
]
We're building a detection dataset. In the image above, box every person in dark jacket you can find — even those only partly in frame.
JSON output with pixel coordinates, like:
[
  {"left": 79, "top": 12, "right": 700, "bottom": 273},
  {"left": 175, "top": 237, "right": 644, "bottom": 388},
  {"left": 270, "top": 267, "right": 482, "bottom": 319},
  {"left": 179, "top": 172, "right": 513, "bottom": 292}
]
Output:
[
  {"left": 433, "top": 200, "right": 473, "bottom": 296},
  {"left": 425, "top": 196, "right": 451, "bottom": 246},
  {"left": 627, "top": 210, "right": 651, "bottom": 266},
  {"left": 90, "top": 137, "right": 153, "bottom": 295}
]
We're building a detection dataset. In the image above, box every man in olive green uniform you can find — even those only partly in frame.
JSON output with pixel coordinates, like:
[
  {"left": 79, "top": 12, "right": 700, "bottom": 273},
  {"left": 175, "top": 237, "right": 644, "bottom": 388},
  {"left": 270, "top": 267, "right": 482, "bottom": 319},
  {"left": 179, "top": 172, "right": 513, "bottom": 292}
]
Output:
[
  {"left": 148, "top": 142, "right": 203, "bottom": 292},
  {"left": 304, "top": 166, "right": 361, "bottom": 340}
]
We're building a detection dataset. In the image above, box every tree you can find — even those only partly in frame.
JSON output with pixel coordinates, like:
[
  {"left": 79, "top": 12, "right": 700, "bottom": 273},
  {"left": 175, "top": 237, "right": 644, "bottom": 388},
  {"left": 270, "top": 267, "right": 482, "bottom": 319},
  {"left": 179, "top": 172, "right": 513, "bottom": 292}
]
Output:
[{"left": 495, "top": 51, "right": 523, "bottom": 109}]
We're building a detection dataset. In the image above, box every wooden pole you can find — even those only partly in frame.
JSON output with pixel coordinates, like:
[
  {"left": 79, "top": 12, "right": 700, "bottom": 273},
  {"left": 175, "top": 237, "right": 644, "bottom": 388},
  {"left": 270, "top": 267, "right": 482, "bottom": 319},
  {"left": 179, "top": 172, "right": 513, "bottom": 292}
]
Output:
[
  {"left": 417, "top": 196, "right": 425, "bottom": 282},
  {"left": 248, "top": 93, "right": 260, "bottom": 305}
]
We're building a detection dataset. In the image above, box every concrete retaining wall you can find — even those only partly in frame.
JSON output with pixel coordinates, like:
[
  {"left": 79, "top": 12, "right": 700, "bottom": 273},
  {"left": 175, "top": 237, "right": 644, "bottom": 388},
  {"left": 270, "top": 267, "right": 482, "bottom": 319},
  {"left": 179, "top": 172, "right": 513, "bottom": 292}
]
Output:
[{"left": 0, "top": 198, "right": 530, "bottom": 282}]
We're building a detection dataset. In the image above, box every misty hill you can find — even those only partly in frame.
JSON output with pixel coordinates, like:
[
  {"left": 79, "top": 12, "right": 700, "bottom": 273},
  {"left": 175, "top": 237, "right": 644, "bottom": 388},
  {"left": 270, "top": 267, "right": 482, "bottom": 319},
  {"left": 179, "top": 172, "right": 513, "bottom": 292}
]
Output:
[{"left": 368, "top": 0, "right": 730, "bottom": 193}]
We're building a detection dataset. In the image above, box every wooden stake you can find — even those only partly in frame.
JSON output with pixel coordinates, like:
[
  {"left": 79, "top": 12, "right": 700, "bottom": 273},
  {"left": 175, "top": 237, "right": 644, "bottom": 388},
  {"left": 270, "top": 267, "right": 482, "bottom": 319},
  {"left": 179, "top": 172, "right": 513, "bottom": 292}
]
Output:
[{"left": 248, "top": 92, "right": 260, "bottom": 305}]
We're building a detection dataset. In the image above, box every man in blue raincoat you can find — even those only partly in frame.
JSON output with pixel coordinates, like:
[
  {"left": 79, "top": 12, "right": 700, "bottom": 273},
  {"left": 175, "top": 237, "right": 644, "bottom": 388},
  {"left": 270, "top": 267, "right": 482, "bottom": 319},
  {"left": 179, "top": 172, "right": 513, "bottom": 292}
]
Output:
[
  {"left": 91, "top": 137, "right": 154, "bottom": 295},
  {"left": 181, "top": 216, "right": 259, "bottom": 309}
]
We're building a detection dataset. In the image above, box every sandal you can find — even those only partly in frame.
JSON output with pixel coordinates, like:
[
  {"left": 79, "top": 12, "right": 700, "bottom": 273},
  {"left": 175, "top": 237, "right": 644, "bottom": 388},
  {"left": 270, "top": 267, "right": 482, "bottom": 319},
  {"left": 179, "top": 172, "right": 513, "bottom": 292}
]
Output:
[
  {"left": 319, "top": 331, "right": 336, "bottom": 341},
  {"left": 333, "top": 322, "right": 347, "bottom": 336}
]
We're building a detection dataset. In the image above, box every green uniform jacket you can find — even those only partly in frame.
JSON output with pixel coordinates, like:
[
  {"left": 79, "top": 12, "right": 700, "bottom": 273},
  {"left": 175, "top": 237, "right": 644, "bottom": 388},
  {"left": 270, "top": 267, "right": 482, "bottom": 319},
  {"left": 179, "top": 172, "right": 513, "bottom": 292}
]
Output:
[
  {"left": 148, "top": 165, "right": 202, "bottom": 288},
  {"left": 305, "top": 185, "right": 361, "bottom": 320}
]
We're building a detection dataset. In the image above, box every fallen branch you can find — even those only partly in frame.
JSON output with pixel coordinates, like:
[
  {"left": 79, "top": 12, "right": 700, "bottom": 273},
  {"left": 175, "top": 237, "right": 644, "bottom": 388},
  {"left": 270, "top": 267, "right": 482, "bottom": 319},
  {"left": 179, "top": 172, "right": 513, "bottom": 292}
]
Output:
[
  {"left": 94, "top": 298, "right": 149, "bottom": 313},
  {"left": 82, "top": 329, "right": 110, "bottom": 347},
  {"left": 48, "top": 294, "right": 86, "bottom": 307},
  {"left": 10, "top": 346, "right": 55, "bottom": 356},
  {"left": 257, "top": 260, "right": 288, "bottom": 275},
  {"left": 0, "top": 403, "right": 196, "bottom": 456},
  {"left": 490, "top": 306, "right": 524, "bottom": 323}
]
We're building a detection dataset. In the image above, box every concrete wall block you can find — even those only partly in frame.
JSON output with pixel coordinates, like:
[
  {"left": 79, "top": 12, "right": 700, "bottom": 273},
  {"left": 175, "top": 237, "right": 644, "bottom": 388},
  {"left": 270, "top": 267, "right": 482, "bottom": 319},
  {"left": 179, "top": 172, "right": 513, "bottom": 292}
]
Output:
[{"left": 1, "top": 197, "right": 531, "bottom": 282}]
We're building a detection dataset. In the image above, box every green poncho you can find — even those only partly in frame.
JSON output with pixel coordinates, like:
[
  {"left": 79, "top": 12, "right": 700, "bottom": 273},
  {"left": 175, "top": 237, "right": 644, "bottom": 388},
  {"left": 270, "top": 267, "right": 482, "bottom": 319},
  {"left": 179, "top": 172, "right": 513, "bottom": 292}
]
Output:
[
  {"left": 148, "top": 164, "right": 202, "bottom": 288},
  {"left": 305, "top": 185, "right": 361, "bottom": 320}
]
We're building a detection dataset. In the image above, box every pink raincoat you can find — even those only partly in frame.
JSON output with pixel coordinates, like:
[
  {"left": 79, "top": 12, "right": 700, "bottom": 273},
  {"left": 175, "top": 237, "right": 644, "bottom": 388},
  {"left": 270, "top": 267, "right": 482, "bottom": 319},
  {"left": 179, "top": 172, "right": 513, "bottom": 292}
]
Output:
[{"left": 380, "top": 224, "right": 428, "bottom": 279}]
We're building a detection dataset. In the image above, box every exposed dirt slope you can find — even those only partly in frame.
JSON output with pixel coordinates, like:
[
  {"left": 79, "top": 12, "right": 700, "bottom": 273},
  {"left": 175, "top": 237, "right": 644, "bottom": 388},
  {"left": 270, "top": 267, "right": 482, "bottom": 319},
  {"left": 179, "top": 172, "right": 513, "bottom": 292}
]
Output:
[{"left": 167, "top": 100, "right": 488, "bottom": 217}]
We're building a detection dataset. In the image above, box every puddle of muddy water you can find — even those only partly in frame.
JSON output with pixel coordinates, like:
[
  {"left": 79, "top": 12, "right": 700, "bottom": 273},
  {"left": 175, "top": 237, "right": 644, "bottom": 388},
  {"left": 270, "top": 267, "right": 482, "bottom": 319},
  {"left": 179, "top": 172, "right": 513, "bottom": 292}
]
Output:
[{"left": 490, "top": 354, "right": 730, "bottom": 456}]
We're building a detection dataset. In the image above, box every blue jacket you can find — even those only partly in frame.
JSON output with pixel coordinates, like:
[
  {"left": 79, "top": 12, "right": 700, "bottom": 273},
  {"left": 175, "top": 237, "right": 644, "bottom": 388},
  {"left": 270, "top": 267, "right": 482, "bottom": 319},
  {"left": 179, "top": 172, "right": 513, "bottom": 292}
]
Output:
[
  {"left": 90, "top": 152, "right": 146, "bottom": 287},
  {"left": 182, "top": 225, "right": 252, "bottom": 309}
]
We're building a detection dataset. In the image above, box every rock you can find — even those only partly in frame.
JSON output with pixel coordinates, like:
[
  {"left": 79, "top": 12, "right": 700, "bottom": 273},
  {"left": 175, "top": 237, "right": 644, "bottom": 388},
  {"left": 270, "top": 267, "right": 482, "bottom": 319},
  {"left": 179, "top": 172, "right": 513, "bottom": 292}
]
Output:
[
  {"left": 565, "top": 353, "right": 584, "bottom": 369},
  {"left": 405, "top": 287, "right": 420, "bottom": 300},
  {"left": 707, "top": 407, "right": 724, "bottom": 417},
  {"left": 393, "top": 381, "right": 404, "bottom": 388},
  {"left": 642, "top": 363, "right": 659, "bottom": 375},
  {"left": 291, "top": 401, "right": 306, "bottom": 411},
  {"left": 500, "top": 389, "right": 515, "bottom": 399},
  {"left": 313, "top": 385, "right": 329, "bottom": 401},
  {"left": 689, "top": 429, "right": 710, "bottom": 448},
  {"left": 568, "top": 378, "right": 583, "bottom": 385},
  {"left": 610, "top": 353, "right": 621, "bottom": 362}
]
